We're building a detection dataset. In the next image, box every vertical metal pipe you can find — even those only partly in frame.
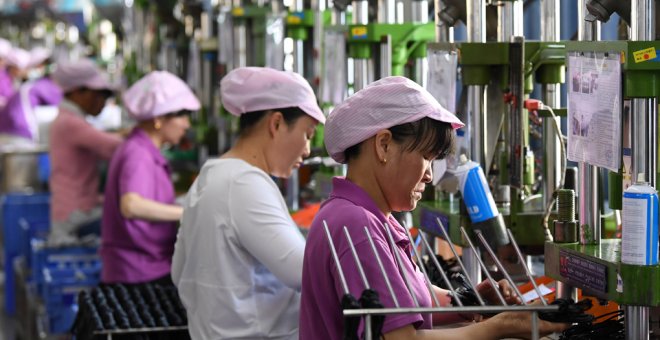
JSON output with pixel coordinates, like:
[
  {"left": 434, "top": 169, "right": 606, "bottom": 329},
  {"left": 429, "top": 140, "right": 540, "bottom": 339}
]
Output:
[
  {"left": 465, "top": 0, "right": 486, "bottom": 283},
  {"left": 434, "top": 0, "right": 454, "bottom": 43},
  {"left": 625, "top": 305, "right": 650, "bottom": 340},
  {"left": 353, "top": 0, "right": 370, "bottom": 91},
  {"left": 541, "top": 0, "right": 561, "bottom": 208},
  {"left": 378, "top": 0, "right": 396, "bottom": 23},
  {"left": 380, "top": 35, "right": 392, "bottom": 78},
  {"left": 412, "top": 0, "right": 429, "bottom": 86},
  {"left": 353, "top": 0, "right": 369, "bottom": 24},
  {"left": 497, "top": 0, "right": 522, "bottom": 41},
  {"left": 577, "top": 0, "right": 600, "bottom": 247}
]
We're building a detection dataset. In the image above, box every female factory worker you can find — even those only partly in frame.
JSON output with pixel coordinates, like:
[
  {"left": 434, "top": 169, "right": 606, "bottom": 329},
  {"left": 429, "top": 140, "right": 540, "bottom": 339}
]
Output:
[
  {"left": 48, "top": 59, "right": 123, "bottom": 246},
  {"left": 0, "top": 47, "right": 61, "bottom": 144},
  {"left": 300, "top": 76, "right": 568, "bottom": 339},
  {"left": 172, "top": 66, "right": 325, "bottom": 339},
  {"left": 100, "top": 71, "right": 199, "bottom": 284}
]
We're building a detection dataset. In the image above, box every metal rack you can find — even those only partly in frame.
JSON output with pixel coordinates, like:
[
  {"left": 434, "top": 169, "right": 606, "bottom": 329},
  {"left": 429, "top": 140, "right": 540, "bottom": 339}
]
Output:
[{"left": 325, "top": 217, "right": 564, "bottom": 340}]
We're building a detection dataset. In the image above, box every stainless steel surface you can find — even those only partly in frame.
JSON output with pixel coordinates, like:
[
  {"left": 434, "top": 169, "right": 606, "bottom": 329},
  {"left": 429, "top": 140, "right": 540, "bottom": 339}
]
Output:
[
  {"left": 459, "top": 228, "right": 507, "bottom": 305},
  {"left": 323, "top": 222, "right": 350, "bottom": 294},
  {"left": 625, "top": 305, "right": 650, "bottom": 340},
  {"left": 542, "top": 83, "right": 562, "bottom": 208},
  {"left": 404, "top": 227, "right": 441, "bottom": 307},
  {"left": 343, "top": 305, "right": 560, "bottom": 315},
  {"left": 531, "top": 311, "right": 539, "bottom": 340},
  {"left": 0, "top": 147, "right": 48, "bottom": 194},
  {"left": 418, "top": 232, "right": 464, "bottom": 306},
  {"left": 541, "top": 0, "right": 560, "bottom": 42},
  {"left": 497, "top": 0, "right": 523, "bottom": 41},
  {"left": 414, "top": 58, "right": 428, "bottom": 87},
  {"left": 412, "top": 0, "right": 429, "bottom": 23},
  {"left": 475, "top": 231, "right": 526, "bottom": 303},
  {"left": 506, "top": 229, "right": 548, "bottom": 305},
  {"left": 435, "top": 218, "right": 486, "bottom": 305},
  {"left": 578, "top": 162, "right": 600, "bottom": 244},
  {"left": 383, "top": 223, "right": 420, "bottom": 307},
  {"left": 555, "top": 281, "right": 578, "bottom": 301},
  {"left": 466, "top": 0, "right": 485, "bottom": 42},
  {"left": 509, "top": 36, "right": 525, "bottom": 188},
  {"left": 434, "top": 0, "right": 454, "bottom": 43},
  {"left": 377, "top": 0, "right": 396, "bottom": 23},
  {"left": 286, "top": 169, "right": 299, "bottom": 211},
  {"left": 364, "top": 227, "right": 401, "bottom": 307},
  {"left": 353, "top": 59, "right": 371, "bottom": 91},
  {"left": 631, "top": 0, "right": 655, "bottom": 41},
  {"left": 468, "top": 85, "right": 486, "bottom": 168},
  {"left": 293, "top": 39, "right": 305, "bottom": 75},
  {"left": 352, "top": 0, "right": 369, "bottom": 24},
  {"left": 233, "top": 23, "right": 247, "bottom": 68},
  {"left": 578, "top": 0, "right": 601, "bottom": 41},
  {"left": 343, "top": 227, "right": 371, "bottom": 289},
  {"left": 380, "top": 35, "right": 392, "bottom": 77}
]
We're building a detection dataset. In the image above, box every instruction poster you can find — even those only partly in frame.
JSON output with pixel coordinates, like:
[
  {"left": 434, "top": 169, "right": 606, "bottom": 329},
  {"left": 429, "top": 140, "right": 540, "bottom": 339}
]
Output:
[{"left": 567, "top": 52, "right": 622, "bottom": 171}]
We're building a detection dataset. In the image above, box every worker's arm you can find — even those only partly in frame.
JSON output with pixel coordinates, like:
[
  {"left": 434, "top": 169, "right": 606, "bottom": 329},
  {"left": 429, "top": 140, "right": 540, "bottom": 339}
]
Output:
[
  {"left": 70, "top": 117, "right": 122, "bottom": 159},
  {"left": 229, "top": 171, "right": 305, "bottom": 289},
  {"left": 120, "top": 192, "right": 183, "bottom": 222},
  {"left": 384, "top": 310, "right": 569, "bottom": 340}
]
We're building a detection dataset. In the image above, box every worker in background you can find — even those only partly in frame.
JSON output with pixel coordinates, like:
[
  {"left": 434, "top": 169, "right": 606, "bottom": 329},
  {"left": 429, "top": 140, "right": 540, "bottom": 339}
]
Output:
[
  {"left": 0, "top": 47, "right": 62, "bottom": 145},
  {"left": 47, "top": 59, "right": 123, "bottom": 246},
  {"left": 300, "top": 77, "right": 568, "bottom": 339},
  {"left": 4, "top": 47, "right": 30, "bottom": 88},
  {"left": 0, "top": 38, "right": 15, "bottom": 108},
  {"left": 172, "top": 67, "right": 325, "bottom": 339},
  {"left": 100, "top": 71, "right": 200, "bottom": 285}
]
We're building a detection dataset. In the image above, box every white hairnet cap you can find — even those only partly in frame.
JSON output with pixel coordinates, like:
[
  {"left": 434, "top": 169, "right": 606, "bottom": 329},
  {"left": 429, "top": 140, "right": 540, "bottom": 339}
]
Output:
[
  {"left": 324, "top": 76, "right": 465, "bottom": 163},
  {"left": 5, "top": 48, "right": 31, "bottom": 70},
  {"left": 123, "top": 71, "right": 201, "bottom": 121},
  {"left": 0, "top": 39, "right": 11, "bottom": 59},
  {"left": 28, "top": 47, "right": 51, "bottom": 68},
  {"left": 52, "top": 59, "right": 115, "bottom": 93},
  {"left": 220, "top": 67, "right": 325, "bottom": 124}
]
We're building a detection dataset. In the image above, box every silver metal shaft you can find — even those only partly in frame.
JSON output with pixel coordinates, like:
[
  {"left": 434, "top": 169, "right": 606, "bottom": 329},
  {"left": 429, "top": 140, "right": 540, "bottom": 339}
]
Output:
[
  {"left": 506, "top": 229, "right": 547, "bottom": 305},
  {"left": 459, "top": 227, "right": 507, "bottom": 305},
  {"left": 364, "top": 227, "right": 400, "bottom": 308},
  {"left": 324, "top": 221, "right": 350, "bottom": 294},
  {"left": 475, "top": 230, "right": 526, "bottom": 304},
  {"left": 404, "top": 227, "right": 441, "bottom": 307},
  {"left": 382, "top": 223, "right": 420, "bottom": 307},
  {"left": 418, "top": 233, "right": 464, "bottom": 307},
  {"left": 624, "top": 305, "right": 649, "bottom": 340},
  {"left": 343, "top": 227, "right": 371, "bottom": 289},
  {"left": 435, "top": 218, "right": 486, "bottom": 305}
]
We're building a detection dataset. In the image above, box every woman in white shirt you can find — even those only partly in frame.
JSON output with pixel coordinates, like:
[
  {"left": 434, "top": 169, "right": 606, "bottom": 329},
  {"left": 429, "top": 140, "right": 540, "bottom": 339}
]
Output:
[{"left": 171, "top": 67, "right": 325, "bottom": 339}]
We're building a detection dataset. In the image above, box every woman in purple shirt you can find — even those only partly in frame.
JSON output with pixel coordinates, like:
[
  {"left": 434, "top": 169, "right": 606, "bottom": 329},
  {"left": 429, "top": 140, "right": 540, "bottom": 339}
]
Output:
[
  {"left": 300, "top": 77, "right": 568, "bottom": 339},
  {"left": 100, "top": 71, "right": 200, "bottom": 285}
]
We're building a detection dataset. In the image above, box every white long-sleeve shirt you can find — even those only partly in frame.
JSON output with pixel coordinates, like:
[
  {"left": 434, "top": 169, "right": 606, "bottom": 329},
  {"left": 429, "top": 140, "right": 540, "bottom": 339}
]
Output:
[{"left": 172, "top": 158, "right": 305, "bottom": 340}]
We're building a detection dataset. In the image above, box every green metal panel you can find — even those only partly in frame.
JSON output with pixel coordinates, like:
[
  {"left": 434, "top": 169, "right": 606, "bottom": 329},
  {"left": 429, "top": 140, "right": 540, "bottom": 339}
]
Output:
[
  {"left": 546, "top": 240, "right": 660, "bottom": 306},
  {"left": 609, "top": 171, "right": 623, "bottom": 210},
  {"left": 231, "top": 6, "right": 271, "bottom": 18}
]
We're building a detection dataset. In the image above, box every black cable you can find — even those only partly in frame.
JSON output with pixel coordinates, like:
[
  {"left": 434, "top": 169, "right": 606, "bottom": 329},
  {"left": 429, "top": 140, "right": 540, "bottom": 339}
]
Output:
[
  {"left": 341, "top": 294, "right": 361, "bottom": 340},
  {"left": 539, "top": 298, "right": 595, "bottom": 324},
  {"left": 358, "top": 289, "right": 385, "bottom": 340}
]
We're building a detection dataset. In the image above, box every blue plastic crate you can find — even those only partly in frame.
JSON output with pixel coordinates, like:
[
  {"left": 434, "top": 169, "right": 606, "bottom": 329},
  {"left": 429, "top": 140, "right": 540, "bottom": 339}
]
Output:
[
  {"left": 18, "top": 218, "right": 49, "bottom": 269},
  {"left": 30, "top": 243, "right": 100, "bottom": 285},
  {"left": 40, "top": 265, "right": 101, "bottom": 307},
  {"left": 1, "top": 193, "right": 50, "bottom": 315},
  {"left": 45, "top": 302, "right": 78, "bottom": 335}
]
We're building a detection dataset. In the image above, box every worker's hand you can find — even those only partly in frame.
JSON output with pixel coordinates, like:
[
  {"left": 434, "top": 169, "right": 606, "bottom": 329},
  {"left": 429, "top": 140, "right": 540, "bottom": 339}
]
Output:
[
  {"left": 487, "top": 301, "right": 570, "bottom": 339},
  {"left": 477, "top": 279, "right": 522, "bottom": 305}
]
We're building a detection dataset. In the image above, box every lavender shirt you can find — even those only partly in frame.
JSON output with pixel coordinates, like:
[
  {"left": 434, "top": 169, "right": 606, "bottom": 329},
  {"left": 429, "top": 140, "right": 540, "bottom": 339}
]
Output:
[
  {"left": 300, "top": 177, "right": 432, "bottom": 339},
  {"left": 100, "top": 128, "right": 177, "bottom": 284},
  {"left": 0, "top": 77, "right": 62, "bottom": 140},
  {"left": 0, "top": 68, "right": 15, "bottom": 106}
]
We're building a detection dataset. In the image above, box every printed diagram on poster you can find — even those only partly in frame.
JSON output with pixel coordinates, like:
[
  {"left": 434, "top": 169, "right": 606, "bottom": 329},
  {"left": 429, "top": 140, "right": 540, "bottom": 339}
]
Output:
[{"left": 567, "top": 52, "right": 622, "bottom": 171}]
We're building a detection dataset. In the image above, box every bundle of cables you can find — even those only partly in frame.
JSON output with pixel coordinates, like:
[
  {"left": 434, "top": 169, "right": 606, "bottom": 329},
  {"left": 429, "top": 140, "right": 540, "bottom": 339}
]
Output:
[
  {"left": 342, "top": 289, "right": 386, "bottom": 340},
  {"left": 559, "top": 309, "right": 625, "bottom": 340}
]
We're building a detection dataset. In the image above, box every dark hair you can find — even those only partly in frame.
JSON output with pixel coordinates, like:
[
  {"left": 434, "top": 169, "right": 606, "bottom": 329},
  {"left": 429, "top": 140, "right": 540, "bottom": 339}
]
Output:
[
  {"left": 163, "top": 110, "right": 192, "bottom": 119},
  {"left": 344, "top": 117, "right": 455, "bottom": 162},
  {"left": 238, "top": 106, "right": 307, "bottom": 136}
]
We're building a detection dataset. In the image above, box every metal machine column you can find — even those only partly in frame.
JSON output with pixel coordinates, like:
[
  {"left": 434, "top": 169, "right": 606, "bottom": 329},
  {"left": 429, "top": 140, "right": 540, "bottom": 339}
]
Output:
[
  {"left": 626, "top": 1, "right": 656, "bottom": 338},
  {"left": 412, "top": 0, "right": 429, "bottom": 86},
  {"left": 464, "top": 0, "right": 486, "bottom": 284},
  {"left": 352, "top": 0, "right": 371, "bottom": 91}
]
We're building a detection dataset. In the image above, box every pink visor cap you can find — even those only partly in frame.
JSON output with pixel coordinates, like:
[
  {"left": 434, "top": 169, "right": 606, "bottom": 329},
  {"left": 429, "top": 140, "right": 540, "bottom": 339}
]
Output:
[
  {"left": 28, "top": 47, "right": 51, "bottom": 68},
  {"left": 220, "top": 67, "right": 325, "bottom": 124},
  {"left": 124, "top": 71, "right": 201, "bottom": 121},
  {"left": 53, "top": 59, "right": 115, "bottom": 93},
  {"left": 5, "top": 48, "right": 31, "bottom": 70},
  {"left": 325, "top": 76, "right": 465, "bottom": 163}
]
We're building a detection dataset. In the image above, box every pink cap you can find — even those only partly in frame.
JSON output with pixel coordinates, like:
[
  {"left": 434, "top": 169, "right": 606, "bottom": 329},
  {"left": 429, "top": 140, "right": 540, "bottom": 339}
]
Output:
[
  {"left": 5, "top": 48, "right": 31, "bottom": 70},
  {"left": 325, "top": 76, "right": 465, "bottom": 163},
  {"left": 123, "top": 71, "right": 201, "bottom": 121},
  {"left": 52, "top": 59, "right": 115, "bottom": 93},
  {"left": 0, "top": 39, "right": 11, "bottom": 59},
  {"left": 220, "top": 67, "right": 325, "bottom": 124},
  {"left": 28, "top": 47, "right": 51, "bottom": 68}
]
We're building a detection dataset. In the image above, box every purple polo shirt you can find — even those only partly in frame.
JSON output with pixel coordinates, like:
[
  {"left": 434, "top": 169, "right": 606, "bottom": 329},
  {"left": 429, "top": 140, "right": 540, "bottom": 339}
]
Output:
[
  {"left": 100, "top": 128, "right": 177, "bottom": 284},
  {"left": 0, "top": 77, "right": 62, "bottom": 139},
  {"left": 0, "top": 68, "right": 15, "bottom": 106},
  {"left": 300, "top": 177, "right": 432, "bottom": 339}
]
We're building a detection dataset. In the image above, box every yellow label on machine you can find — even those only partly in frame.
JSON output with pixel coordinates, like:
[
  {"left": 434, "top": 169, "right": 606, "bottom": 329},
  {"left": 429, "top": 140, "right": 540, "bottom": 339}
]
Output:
[
  {"left": 351, "top": 26, "right": 368, "bottom": 39},
  {"left": 232, "top": 7, "right": 245, "bottom": 16},
  {"left": 633, "top": 47, "right": 656, "bottom": 63},
  {"left": 287, "top": 15, "right": 302, "bottom": 24}
]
